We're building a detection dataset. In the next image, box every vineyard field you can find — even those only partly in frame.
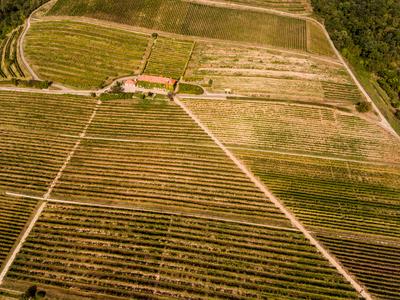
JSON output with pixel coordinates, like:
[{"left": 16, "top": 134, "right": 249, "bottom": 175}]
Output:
[
  {"left": 144, "top": 37, "right": 193, "bottom": 79},
  {"left": 0, "top": 91, "right": 97, "bottom": 195},
  {"left": 182, "top": 99, "right": 400, "bottom": 163},
  {"left": 24, "top": 20, "right": 149, "bottom": 89},
  {"left": 4, "top": 202, "right": 359, "bottom": 300},
  {"left": 235, "top": 150, "right": 400, "bottom": 237},
  {"left": 181, "top": 96, "right": 400, "bottom": 297},
  {"left": 50, "top": 97, "right": 290, "bottom": 226},
  {"left": 48, "top": 0, "right": 312, "bottom": 52}
]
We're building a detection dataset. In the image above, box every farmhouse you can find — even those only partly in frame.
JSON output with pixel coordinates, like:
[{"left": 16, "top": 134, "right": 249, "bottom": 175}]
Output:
[{"left": 123, "top": 79, "right": 136, "bottom": 92}]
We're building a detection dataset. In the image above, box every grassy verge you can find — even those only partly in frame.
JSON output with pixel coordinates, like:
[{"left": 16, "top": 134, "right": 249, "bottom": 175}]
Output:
[
  {"left": 178, "top": 83, "right": 204, "bottom": 95},
  {"left": 343, "top": 50, "right": 400, "bottom": 135}
]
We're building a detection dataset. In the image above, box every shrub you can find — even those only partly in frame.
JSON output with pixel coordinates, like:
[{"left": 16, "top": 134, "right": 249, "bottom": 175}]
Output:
[
  {"left": 395, "top": 110, "right": 400, "bottom": 120},
  {"left": 356, "top": 101, "right": 372, "bottom": 113},
  {"left": 99, "top": 92, "right": 135, "bottom": 101}
]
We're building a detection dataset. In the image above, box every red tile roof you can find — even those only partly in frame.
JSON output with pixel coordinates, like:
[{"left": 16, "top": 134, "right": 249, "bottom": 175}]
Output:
[
  {"left": 125, "top": 79, "right": 136, "bottom": 85},
  {"left": 137, "top": 75, "right": 176, "bottom": 85}
]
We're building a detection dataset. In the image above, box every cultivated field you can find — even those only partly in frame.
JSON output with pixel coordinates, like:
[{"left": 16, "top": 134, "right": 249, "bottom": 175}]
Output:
[
  {"left": 317, "top": 235, "right": 400, "bottom": 300},
  {"left": 183, "top": 99, "right": 400, "bottom": 163},
  {"left": 48, "top": 0, "right": 317, "bottom": 52},
  {"left": 3, "top": 202, "right": 359, "bottom": 300},
  {"left": 236, "top": 150, "right": 400, "bottom": 300},
  {"left": 0, "top": 0, "right": 398, "bottom": 298},
  {"left": 0, "top": 91, "right": 97, "bottom": 196},
  {"left": 49, "top": 97, "right": 290, "bottom": 226},
  {"left": 144, "top": 37, "right": 193, "bottom": 79},
  {"left": 24, "top": 20, "right": 149, "bottom": 89},
  {"left": 185, "top": 42, "right": 353, "bottom": 105},
  {"left": 181, "top": 97, "right": 400, "bottom": 299}
]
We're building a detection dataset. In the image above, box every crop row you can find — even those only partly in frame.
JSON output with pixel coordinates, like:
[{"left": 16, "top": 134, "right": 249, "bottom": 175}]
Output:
[
  {"left": 321, "top": 81, "right": 362, "bottom": 104},
  {"left": 0, "top": 131, "right": 77, "bottom": 195},
  {"left": 25, "top": 20, "right": 149, "bottom": 89},
  {"left": 6, "top": 203, "right": 358, "bottom": 299},
  {"left": 182, "top": 98, "right": 400, "bottom": 163}
]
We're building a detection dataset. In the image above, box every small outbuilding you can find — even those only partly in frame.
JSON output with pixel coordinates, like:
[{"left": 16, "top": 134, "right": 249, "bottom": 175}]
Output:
[{"left": 124, "top": 79, "right": 137, "bottom": 92}]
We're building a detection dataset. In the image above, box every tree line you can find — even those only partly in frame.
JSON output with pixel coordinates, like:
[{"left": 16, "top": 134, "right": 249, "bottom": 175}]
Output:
[
  {"left": 0, "top": 0, "right": 48, "bottom": 39},
  {"left": 312, "top": 0, "right": 400, "bottom": 115}
]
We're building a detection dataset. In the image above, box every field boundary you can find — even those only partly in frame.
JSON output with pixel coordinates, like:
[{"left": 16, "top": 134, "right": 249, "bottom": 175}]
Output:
[
  {"left": 5, "top": 192, "right": 299, "bottom": 233},
  {"left": 174, "top": 95, "right": 373, "bottom": 300}
]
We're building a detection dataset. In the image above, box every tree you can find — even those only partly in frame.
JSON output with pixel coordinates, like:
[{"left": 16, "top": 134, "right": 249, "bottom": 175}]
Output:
[
  {"left": 152, "top": 32, "right": 158, "bottom": 39},
  {"left": 20, "top": 285, "right": 46, "bottom": 300},
  {"left": 110, "top": 81, "right": 124, "bottom": 93}
]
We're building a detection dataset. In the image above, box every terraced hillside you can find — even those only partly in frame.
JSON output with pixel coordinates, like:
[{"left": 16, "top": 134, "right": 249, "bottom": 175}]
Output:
[
  {"left": 24, "top": 20, "right": 149, "bottom": 89},
  {"left": 182, "top": 97, "right": 400, "bottom": 299},
  {"left": 0, "top": 26, "right": 27, "bottom": 80},
  {"left": 48, "top": 0, "right": 327, "bottom": 53},
  {"left": 4, "top": 202, "right": 359, "bottom": 300}
]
